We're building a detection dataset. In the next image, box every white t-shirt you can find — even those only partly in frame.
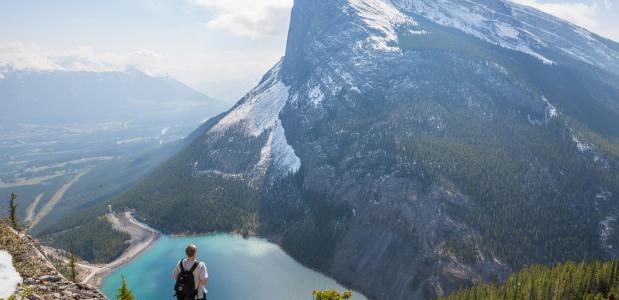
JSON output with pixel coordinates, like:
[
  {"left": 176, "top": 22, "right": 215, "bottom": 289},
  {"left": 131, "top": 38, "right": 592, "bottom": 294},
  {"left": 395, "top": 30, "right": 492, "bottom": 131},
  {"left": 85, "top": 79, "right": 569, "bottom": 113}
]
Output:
[{"left": 173, "top": 258, "right": 208, "bottom": 299}]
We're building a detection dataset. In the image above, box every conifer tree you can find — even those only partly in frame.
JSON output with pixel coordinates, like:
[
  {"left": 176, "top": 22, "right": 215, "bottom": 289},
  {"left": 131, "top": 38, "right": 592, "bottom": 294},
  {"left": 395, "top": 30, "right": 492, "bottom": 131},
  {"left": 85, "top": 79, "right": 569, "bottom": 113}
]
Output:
[
  {"left": 441, "top": 260, "right": 619, "bottom": 300},
  {"left": 116, "top": 274, "right": 136, "bottom": 300},
  {"left": 9, "top": 193, "right": 18, "bottom": 229},
  {"left": 69, "top": 247, "right": 78, "bottom": 283}
]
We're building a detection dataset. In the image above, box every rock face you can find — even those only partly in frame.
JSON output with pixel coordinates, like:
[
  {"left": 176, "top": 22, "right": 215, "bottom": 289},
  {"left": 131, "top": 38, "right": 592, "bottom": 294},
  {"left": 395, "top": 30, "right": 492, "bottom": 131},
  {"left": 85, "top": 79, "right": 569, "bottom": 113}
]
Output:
[
  {"left": 0, "top": 225, "right": 106, "bottom": 300},
  {"left": 118, "top": 0, "right": 619, "bottom": 299}
]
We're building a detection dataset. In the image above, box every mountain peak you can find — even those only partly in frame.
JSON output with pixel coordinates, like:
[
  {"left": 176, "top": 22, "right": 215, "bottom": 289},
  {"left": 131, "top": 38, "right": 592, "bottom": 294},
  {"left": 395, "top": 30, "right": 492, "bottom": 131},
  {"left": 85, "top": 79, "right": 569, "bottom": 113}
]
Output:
[
  {"left": 284, "top": 0, "right": 619, "bottom": 77},
  {"left": 348, "top": 0, "right": 417, "bottom": 51}
]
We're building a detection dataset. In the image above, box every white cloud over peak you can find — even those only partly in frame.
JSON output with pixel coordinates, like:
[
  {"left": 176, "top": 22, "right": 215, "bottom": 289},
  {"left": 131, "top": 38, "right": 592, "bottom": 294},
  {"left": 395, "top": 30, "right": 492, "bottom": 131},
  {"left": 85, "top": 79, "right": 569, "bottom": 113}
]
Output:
[
  {"left": 189, "top": 0, "right": 293, "bottom": 38},
  {"left": 0, "top": 42, "right": 168, "bottom": 76}
]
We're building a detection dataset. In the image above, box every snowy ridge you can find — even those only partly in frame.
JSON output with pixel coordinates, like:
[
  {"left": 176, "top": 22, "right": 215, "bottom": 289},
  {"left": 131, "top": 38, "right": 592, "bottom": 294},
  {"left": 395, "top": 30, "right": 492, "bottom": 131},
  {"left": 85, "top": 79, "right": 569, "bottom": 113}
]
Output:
[
  {"left": 527, "top": 96, "right": 559, "bottom": 126},
  {"left": 509, "top": 2, "right": 619, "bottom": 69},
  {"left": 570, "top": 129, "right": 594, "bottom": 153},
  {"left": 348, "top": 0, "right": 418, "bottom": 51},
  {"left": 391, "top": 0, "right": 554, "bottom": 64},
  {"left": 210, "top": 60, "right": 301, "bottom": 175},
  {"left": 568, "top": 127, "right": 610, "bottom": 166},
  {"left": 212, "top": 61, "right": 289, "bottom": 136},
  {"left": 389, "top": 0, "right": 619, "bottom": 70},
  {"left": 542, "top": 96, "right": 558, "bottom": 120},
  {"left": 256, "top": 119, "right": 302, "bottom": 174}
]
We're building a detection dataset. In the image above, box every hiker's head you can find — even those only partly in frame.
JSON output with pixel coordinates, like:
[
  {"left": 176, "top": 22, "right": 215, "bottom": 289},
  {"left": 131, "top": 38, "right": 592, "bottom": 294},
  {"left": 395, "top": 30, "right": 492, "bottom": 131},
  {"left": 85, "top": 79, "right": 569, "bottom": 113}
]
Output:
[{"left": 185, "top": 244, "right": 197, "bottom": 258}]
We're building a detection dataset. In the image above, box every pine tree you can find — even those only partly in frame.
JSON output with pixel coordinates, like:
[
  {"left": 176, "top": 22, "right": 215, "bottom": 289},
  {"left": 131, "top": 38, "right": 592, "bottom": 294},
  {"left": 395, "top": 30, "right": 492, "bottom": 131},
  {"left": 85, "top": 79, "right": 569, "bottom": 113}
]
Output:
[
  {"left": 69, "top": 247, "right": 78, "bottom": 283},
  {"left": 9, "top": 193, "right": 18, "bottom": 229},
  {"left": 441, "top": 260, "right": 619, "bottom": 300},
  {"left": 116, "top": 274, "right": 136, "bottom": 300}
]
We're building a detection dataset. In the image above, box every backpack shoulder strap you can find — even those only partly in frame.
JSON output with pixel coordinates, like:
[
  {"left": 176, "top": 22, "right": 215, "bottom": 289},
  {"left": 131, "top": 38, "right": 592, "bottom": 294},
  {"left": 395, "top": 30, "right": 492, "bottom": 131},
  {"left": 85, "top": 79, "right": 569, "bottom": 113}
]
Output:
[
  {"left": 179, "top": 259, "right": 186, "bottom": 272},
  {"left": 189, "top": 261, "right": 199, "bottom": 273}
]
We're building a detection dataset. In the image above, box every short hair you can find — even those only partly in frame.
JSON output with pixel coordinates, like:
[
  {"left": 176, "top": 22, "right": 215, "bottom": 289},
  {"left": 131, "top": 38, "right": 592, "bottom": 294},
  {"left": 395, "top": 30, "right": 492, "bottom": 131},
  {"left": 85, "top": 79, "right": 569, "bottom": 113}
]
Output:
[{"left": 186, "top": 244, "right": 197, "bottom": 257}]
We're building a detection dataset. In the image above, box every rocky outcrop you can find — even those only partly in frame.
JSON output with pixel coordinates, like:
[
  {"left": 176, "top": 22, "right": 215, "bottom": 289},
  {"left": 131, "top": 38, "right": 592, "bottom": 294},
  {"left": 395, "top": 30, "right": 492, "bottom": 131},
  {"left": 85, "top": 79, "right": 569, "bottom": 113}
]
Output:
[
  {"left": 0, "top": 225, "right": 106, "bottom": 300},
  {"left": 13, "top": 275, "right": 104, "bottom": 300}
]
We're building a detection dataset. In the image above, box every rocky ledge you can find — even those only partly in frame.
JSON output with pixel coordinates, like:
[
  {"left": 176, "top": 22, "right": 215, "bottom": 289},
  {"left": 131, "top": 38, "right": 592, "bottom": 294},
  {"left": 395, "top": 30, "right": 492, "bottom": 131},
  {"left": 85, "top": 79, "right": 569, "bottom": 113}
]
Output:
[
  {"left": 12, "top": 274, "right": 105, "bottom": 300},
  {"left": 0, "top": 224, "right": 106, "bottom": 299}
]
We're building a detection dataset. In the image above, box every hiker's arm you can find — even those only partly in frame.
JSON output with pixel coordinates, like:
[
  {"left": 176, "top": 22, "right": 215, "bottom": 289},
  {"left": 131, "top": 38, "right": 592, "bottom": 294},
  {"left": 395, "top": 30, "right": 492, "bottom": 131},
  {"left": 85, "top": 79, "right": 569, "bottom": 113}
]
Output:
[
  {"left": 200, "top": 264, "right": 208, "bottom": 285},
  {"left": 172, "top": 263, "right": 179, "bottom": 280}
]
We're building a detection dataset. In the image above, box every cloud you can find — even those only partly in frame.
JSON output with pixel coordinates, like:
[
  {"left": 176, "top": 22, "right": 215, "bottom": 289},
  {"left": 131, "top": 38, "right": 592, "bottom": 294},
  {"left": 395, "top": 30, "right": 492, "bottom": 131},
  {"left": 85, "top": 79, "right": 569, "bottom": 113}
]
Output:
[
  {"left": 512, "top": 0, "right": 599, "bottom": 28},
  {"left": 0, "top": 42, "right": 168, "bottom": 76},
  {"left": 188, "top": 0, "right": 293, "bottom": 38},
  {"left": 0, "top": 41, "right": 283, "bottom": 99}
]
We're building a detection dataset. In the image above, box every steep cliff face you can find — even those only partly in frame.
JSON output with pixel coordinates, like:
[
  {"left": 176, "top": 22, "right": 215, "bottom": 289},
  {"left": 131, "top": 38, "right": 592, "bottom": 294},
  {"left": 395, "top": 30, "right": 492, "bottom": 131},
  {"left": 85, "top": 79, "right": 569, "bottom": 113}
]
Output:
[
  {"left": 114, "top": 0, "right": 619, "bottom": 299},
  {"left": 0, "top": 225, "right": 106, "bottom": 300}
]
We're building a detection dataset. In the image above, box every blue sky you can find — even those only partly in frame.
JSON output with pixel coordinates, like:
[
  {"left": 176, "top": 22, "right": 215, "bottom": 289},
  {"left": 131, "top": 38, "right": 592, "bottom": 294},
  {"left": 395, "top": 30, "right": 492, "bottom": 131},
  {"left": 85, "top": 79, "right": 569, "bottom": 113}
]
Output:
[{"left": 0, "top": 0, "right": 617, "bottom": 102}]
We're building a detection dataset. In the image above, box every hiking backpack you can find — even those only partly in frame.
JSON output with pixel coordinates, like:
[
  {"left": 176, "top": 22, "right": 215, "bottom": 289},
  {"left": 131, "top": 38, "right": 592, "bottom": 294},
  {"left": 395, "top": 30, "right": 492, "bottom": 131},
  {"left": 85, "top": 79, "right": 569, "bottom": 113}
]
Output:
[{"left": 174, "top": 259, "right": 199, "bottom": 300}]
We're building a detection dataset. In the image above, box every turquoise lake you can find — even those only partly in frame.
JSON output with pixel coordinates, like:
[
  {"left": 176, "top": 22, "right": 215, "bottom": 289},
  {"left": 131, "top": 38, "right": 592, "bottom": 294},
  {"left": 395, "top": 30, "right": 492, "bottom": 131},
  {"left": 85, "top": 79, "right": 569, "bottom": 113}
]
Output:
[{"left": 100, "top": 234, "right": 367, "bottom": 300}]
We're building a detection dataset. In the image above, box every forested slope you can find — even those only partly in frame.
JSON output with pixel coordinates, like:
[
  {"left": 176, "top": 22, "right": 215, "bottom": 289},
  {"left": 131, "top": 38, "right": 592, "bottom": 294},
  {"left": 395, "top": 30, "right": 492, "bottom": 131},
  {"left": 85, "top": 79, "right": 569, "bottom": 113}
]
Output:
[{"left": 442, "top": 260, "right": 619, "bottom": 300}]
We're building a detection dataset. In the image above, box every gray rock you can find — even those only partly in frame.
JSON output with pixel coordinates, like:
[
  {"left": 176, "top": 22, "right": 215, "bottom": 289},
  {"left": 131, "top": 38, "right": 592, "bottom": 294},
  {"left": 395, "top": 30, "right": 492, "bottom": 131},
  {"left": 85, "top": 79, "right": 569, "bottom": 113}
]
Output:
[
  {"left": 38, "top": 275, "right": 61, "bottom": 283},
  {"left": 27, "top": 293, "right": 43, "bottom": 300}
]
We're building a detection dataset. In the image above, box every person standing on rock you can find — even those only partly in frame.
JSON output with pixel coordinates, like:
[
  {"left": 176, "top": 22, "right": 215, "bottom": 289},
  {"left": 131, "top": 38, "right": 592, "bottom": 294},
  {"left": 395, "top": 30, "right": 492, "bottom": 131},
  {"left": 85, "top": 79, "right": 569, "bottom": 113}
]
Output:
[{"left": 173, "top": 244, "right": 208, "bottom": 300}]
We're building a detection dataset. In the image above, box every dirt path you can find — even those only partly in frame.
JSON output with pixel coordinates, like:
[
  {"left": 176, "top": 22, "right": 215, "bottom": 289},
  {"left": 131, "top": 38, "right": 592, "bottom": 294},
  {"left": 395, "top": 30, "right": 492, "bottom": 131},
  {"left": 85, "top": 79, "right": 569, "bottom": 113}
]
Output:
[
  {"left": 30, "top": 169, "right": 91, "bottom": 229},
  {"left": 80, "top": 211, "right": 160, "bottom": 286},
  {"left": 40, "top": 246, "right": 105, "bottom": 284},
  {"left": 24, "top": 193, "right": 44, "bottom": 224}
]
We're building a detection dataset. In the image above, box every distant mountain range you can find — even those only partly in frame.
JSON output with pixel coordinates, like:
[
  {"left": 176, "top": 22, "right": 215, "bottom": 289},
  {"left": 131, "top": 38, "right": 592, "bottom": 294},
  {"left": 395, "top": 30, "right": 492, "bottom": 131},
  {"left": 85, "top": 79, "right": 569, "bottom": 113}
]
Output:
[
  {"left": 0, "top": 67, "right": 220, "bottom": 126},
  {"left": 46, "top": 0, "right": 619, "bottom": 299}
]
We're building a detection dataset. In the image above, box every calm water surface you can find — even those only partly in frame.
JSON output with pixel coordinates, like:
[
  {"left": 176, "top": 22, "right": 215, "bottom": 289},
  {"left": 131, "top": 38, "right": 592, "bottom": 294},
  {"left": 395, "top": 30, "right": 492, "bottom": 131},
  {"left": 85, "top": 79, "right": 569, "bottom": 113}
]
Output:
[{"left": 101, "top": 234, "right": 367, "bottom": 300}]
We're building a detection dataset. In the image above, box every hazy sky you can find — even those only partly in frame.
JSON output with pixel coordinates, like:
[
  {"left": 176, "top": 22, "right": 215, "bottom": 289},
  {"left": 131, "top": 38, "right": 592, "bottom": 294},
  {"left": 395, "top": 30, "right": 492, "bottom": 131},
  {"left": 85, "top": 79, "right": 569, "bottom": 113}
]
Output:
[
  {"left": 0, "top": 0, "right": 617, "bottom": 102},
  {"left": 0, "top": 0, "right": 293, "bottom": 102}
]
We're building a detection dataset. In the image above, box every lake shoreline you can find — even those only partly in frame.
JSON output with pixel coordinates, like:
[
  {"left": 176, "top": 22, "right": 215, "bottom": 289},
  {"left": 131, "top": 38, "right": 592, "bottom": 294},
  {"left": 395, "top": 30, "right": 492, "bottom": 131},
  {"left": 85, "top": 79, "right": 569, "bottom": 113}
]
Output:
[
  {"left": 95, "top": 217, "right": 367, "bottom": 299},
  {"left": 99, "top": 234, "right": 369, "bottom": 300},
  {"left": 83, "top": 211, "right": 161, "bottom": 287}
]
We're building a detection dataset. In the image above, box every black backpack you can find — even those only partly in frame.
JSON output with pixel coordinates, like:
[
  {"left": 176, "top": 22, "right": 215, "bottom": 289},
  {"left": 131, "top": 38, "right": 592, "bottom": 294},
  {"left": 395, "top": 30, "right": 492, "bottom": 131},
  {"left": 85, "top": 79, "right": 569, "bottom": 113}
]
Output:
[{"left": 174, "top": 259, "right": 199, "bottom": 300}]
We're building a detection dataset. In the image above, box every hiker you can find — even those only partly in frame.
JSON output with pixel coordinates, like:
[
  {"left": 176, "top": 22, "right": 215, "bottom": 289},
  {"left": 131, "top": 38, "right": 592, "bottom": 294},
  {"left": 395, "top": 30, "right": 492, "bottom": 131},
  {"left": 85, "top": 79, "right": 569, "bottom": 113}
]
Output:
[{"left": 173, "top": 244, "right": 208, "bottom": 300}]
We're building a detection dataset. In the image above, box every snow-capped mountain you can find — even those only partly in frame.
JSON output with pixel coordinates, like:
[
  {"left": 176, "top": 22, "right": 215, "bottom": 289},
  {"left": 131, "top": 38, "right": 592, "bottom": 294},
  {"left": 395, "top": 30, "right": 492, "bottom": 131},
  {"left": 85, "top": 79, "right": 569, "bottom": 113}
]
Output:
[
  {"left": 392, "top": 0, "right": 619, "bottom": 71},
  {"left": 208, "top": 61, "right": 301, "bottom": 178},
  {"left": 116, "top": 0, "right": 619, "bottom": 299}
]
